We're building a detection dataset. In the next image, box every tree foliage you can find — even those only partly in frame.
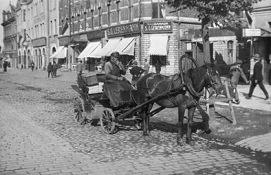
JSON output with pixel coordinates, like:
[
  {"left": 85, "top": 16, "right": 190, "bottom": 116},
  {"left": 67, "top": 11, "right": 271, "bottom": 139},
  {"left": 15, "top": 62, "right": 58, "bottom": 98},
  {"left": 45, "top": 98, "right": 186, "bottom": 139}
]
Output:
[{"left": 166, "top": 0, "right": 261, "bottom": 27}]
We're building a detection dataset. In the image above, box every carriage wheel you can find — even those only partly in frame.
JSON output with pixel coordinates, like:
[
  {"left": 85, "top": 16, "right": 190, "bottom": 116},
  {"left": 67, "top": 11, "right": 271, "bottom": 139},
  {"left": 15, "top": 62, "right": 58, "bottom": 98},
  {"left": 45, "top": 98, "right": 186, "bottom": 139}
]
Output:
[
  {"left": 74, "top": 97, "right": 86, "bottom": 125},
  {"left": 100, "top": 108, "right": 116, "bottom": 134}
]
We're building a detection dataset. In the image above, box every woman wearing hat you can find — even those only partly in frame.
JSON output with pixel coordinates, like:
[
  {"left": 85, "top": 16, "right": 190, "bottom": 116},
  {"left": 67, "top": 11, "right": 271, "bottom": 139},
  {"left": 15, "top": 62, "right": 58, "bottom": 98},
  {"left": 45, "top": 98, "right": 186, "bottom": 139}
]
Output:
[
  {"left": 248, "top": 53, "right": 269, "bottom": 100},
  {"left": 103, "top": 52, "right": 133, "bottom": 107}
]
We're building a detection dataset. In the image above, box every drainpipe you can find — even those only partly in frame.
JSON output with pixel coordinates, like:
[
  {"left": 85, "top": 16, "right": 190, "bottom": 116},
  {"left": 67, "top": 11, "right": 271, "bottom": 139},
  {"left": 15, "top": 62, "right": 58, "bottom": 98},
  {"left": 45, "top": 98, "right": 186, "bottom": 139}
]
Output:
[
  {"left": 139, "top": 0, "right": 142, "bottom": 66},
  {"left": 47, "top": 0, "right": 50, "bottom": 69}
]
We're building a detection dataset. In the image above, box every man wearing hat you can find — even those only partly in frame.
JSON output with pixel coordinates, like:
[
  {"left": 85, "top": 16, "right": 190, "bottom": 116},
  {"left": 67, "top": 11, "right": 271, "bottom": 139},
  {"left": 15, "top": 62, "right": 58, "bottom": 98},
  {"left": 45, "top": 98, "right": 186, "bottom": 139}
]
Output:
[
  {"left": 103, "top": 52, "right": 133, "bottom": 107},
  {"left": 248, "top": 53, "right": 269, "bottom": 100}
]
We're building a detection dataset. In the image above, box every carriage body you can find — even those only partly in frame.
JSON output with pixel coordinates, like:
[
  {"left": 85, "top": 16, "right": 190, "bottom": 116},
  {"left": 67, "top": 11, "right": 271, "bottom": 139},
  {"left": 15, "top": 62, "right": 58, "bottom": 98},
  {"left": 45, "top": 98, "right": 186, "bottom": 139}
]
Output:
[{"left": 73, "top": 72, "right": 142, "bottom": 133}]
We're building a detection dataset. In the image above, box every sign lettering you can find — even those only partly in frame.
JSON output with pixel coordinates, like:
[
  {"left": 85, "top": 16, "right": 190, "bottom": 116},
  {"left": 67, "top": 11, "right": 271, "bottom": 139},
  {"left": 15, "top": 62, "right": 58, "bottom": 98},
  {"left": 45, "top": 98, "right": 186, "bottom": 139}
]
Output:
[
  {"left": 106, "top": 22, "right": 140, "bottom": 37},
  {"left": 143, "top": 21, "right": 172, "bottom": 33}
]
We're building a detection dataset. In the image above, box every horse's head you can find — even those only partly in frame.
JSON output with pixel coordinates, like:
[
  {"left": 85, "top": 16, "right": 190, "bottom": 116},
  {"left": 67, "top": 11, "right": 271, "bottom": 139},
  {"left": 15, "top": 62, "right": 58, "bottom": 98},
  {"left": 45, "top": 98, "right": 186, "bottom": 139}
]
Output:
[{"left": 204, "top": 64, "right": 223, "bottom": 94}]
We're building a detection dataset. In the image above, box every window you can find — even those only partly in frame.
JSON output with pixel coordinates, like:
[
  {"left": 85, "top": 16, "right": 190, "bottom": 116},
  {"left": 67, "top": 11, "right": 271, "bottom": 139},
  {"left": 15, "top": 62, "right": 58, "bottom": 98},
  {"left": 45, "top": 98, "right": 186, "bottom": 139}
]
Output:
[
  {"left": 107, "top": 2, "right": 111, "bottom": 26},
  {"left": 98, "top": 7, "right": 102, "bottom": 27},
  {"left": 128, "top": 0, "right": 132, "bottom": 22},
  {"left": 116, "top": 1, "right": 120, "bottom": 24},
  {"left": 91, "top": 9, "right": 94, "bottom": 29},
  {"left": 54, "top": 19, "right": 57, "bottom": 35},
  {"left": 50, "top": 21, "right": 53, "bottom": 35},
  {"left": 152, "top": 0, "right": 165, "bottom": 19},
  {"left": 23, "top": 10, "right": 26, "bottom": 21},
  {"left": 228, "top": 40, "right": 234, "bottom": 62},
  {"left": 268, "top": 22, "right": 271, "bottom": 29}
]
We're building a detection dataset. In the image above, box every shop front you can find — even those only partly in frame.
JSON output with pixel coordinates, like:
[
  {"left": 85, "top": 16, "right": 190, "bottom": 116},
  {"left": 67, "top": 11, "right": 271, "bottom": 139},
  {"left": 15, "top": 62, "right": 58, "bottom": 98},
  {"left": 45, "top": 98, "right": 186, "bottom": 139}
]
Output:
[{"left": 32, "top": 37, "right": 47, "bottom": 69}]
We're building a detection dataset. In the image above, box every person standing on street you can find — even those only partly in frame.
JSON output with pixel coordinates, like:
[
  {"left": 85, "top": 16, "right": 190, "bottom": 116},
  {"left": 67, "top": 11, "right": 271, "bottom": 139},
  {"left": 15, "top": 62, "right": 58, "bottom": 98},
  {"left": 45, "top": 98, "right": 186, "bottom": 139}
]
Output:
[
  {"left": 47, "top": 62, "right": 53, "bottom": 78},
  {"left": 143, "top": 59, "right": 150, "bottom": 75},
  {"left": 229, "top": 60, "right": 249, "bottom": 104},
  {"left": 247, "top": 53, "right": 269, "bottom": 100},
  {"left": 31, "top": 61, "right": 35, "bottom": 71},
  {"left": 76, "top": 60, "right": 84, "bottom": 74},
  {"left": 52, "top": 61, "right": 57, "bottom": 78}
]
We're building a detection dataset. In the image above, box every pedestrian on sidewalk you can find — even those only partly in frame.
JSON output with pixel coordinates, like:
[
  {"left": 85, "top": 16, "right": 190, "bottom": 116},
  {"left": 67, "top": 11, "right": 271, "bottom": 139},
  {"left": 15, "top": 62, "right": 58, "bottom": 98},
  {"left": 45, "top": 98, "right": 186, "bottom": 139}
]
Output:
[
  {"left": 143, "top": 59, "right": 150, "bottom": 75},
  {"left": 30, "top": 61, "right": 35, "bottom": 71},
  {"left": 47, "top": 62, "right": 53, "bottom": 78},
  {"left": 76, "top": 60, "right": 84, "bottom": 75},
  {"left": 229, "top": 60, "right": 249, "bottom": 104},
  {"left": 52, "top": 61, "right": 57, "bottom": 78},
  {"left": 247, "top": 53, "right": 269, "bottom": 100}
]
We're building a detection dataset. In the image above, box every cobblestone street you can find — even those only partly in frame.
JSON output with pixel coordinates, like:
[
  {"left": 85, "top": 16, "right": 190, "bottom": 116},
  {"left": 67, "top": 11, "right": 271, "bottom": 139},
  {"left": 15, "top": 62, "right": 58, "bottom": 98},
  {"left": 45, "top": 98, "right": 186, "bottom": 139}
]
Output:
[{"left": 0, "top": 69, "right": 271, "bottom": 175}]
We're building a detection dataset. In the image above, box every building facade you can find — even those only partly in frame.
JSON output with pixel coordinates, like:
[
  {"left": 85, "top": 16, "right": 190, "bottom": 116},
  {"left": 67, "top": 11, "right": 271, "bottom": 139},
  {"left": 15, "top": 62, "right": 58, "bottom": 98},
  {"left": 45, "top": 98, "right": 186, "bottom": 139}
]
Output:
[
  {"left": 58, "top": 0, "right": 202, "bottom": 75},
  {"left": 16, "top": 0, "right": 50, "bottom": 70},
  {"left": 251, "top": 0, "right": 271, "bottom": 83},
  {"left": 1, "top": 4, "right": 17, "bottom": 68}
]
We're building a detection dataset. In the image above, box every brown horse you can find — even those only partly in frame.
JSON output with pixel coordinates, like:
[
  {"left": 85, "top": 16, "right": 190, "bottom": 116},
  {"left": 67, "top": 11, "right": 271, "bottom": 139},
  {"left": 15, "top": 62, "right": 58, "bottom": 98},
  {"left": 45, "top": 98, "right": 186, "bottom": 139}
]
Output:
[{"left": 135, "top": 63, "right": 222, "bottom": 145}]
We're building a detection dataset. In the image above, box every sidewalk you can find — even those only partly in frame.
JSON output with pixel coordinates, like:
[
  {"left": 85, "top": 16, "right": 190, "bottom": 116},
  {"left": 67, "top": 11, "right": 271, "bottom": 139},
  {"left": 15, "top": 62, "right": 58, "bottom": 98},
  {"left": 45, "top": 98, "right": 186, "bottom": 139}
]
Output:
[{"left": 215, "top": 84, "right": 271, "bottom": 112}]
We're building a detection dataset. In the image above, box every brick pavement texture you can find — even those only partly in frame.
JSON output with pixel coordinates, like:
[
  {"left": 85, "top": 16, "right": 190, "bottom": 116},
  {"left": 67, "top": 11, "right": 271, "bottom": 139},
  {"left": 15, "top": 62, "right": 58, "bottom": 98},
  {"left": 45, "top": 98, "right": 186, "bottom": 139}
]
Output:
[
  {"left": 0, "top": 98, "right": 269, "bottom": 175},
  {"left": 1, "top": 69, "right": 271, "bottom": 174}
]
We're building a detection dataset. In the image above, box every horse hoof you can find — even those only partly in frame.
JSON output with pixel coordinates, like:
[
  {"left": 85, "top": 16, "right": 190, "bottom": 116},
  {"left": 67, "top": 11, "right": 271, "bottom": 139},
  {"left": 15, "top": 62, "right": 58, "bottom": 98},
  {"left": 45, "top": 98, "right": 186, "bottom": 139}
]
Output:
[{"left": 205, "top": 129, "right": 212, "bottom": 134}]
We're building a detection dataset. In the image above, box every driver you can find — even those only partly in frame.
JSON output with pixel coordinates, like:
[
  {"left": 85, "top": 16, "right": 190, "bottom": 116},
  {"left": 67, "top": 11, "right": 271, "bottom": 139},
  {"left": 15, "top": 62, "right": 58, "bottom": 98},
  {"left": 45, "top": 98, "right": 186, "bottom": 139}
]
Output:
[{"left": 103, "top": 52, "right": 133, "bottom": 108}]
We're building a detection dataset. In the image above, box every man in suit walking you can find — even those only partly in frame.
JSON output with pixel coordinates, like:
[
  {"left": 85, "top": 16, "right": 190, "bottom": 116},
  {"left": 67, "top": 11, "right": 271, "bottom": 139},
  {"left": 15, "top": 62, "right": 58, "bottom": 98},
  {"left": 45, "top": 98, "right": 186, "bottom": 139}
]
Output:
[{"left": 248, "top": 53, "right": 269, "bottom": 100}]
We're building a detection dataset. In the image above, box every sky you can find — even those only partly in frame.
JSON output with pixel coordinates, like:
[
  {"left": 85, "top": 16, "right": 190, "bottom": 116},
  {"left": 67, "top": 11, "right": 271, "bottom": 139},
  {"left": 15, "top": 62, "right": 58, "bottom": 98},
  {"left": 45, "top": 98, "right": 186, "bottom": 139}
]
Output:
[{"left": 0, "top": 0, "right": 16, "bottom": 50}]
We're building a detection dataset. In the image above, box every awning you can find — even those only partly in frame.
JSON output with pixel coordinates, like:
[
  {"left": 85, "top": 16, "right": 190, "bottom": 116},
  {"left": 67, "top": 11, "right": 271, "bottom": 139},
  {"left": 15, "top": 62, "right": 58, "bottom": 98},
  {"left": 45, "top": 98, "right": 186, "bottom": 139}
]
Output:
[
  {"left": 95, "top": 38, "right": 122, "bottom": 57},
  {"left": 88, "top": 42, "right": 102, "bottom": 58},
  {"left": 50, "top": 46, "right": 67, "bottom": 59},
  {"left": 78, "top": 41, "right": 100, "bottom": 59},
  {"left": 115, "top": 37, "right": 135, "bottom": 56},
  {"left": 149, "top": 35, "right": 168, "bottom": 56}
]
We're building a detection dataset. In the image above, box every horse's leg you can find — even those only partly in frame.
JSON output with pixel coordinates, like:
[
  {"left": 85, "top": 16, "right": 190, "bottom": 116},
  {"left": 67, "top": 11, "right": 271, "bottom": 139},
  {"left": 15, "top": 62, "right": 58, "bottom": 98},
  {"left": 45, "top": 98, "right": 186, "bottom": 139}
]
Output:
[
  {"left": 142, "top": 111, "right": 148, "bottom": 136},
  {"left": 177, "top": 104, "right": 186, "bottom": 146},
  {"left": 196, "top": 103, "right": 211, "bottom": 134},
  {"left": 186, "top": 106, "right": 196, "bottom": 145}
]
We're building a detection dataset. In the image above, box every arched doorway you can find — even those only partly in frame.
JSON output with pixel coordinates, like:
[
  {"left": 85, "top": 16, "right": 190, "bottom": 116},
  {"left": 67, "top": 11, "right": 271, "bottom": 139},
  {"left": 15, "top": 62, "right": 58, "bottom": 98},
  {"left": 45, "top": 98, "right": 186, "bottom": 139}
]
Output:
[
  {"left": 42, "top": 48, "right": 46, "bottom": 69},
  {"left": 38, "top": 49, "right": 42, "bottom": 69},
  {"left": 18, "top": 51, "right": 21, "bottom": 69},
  {"left": 52, "top": 47, "right": 56, "bottom": 54},
  {"left": 27, "top": 50, "right": 31, "bottom": 68},
  {"left": 35, "top": 49, "right": 38, "bottom": 68}
]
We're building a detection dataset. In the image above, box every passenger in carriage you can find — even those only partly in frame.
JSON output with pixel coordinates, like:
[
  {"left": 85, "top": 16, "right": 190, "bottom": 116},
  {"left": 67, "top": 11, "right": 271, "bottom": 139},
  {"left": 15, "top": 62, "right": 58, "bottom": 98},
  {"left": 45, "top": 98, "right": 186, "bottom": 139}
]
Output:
[
  {"left": 130, "top": 60, "right": 145, "bottom": 86},
  {"left": 103, "top": 52, "right": 133, "bottom": 108}
]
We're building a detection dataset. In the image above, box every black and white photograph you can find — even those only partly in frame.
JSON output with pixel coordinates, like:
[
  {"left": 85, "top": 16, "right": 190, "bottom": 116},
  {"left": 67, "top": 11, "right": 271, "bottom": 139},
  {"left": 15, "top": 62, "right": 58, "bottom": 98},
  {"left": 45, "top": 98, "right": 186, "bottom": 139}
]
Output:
[{"left": 0, "top": 0, "right": 271, "bottom": 174}]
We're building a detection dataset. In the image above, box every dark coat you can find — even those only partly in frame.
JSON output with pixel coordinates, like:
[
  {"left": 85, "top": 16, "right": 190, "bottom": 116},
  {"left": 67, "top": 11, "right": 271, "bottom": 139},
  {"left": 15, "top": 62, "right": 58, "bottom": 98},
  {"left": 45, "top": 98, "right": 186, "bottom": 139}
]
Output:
[
  {"left": 252, "top": 61, "right": 263, "bottom": 81},
  {"left": 47, "top": 63, "right": 53, "bottom": 72}
]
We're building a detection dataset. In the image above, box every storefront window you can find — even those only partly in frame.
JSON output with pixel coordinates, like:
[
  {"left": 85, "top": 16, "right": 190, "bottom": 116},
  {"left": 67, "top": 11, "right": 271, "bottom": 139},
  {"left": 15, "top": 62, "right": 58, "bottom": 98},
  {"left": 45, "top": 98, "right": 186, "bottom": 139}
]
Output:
[
  {"left": 116, "top": 1, "right": 121, "bottom": 24},
  {"left": 228, "top": 40, "right": 233, "bottom": 62},
  {"left": 152, "top": 0, "right": 165, "bottom": 19}
]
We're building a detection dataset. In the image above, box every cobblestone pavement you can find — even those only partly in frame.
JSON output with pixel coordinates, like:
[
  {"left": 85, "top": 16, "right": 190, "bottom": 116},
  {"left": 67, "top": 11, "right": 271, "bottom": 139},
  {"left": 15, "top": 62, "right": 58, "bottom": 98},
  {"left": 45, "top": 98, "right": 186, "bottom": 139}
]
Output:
[{"left": 0, "top": 69, "right": 271, "bottom": 174}]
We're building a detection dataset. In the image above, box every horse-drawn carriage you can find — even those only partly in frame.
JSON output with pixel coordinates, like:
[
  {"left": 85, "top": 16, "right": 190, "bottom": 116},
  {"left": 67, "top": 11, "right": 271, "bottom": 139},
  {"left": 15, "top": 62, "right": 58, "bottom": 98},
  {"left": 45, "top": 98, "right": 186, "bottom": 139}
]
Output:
[{"left": 73, "top": 55, "right": 223, "bottom": 145}]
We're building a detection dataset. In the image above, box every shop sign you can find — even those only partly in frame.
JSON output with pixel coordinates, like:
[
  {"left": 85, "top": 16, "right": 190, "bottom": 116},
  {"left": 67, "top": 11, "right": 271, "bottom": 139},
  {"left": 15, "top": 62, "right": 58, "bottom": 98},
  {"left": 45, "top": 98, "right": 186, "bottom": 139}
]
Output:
[
  {"left": 32, "top": 37, "right": 47, "bottom": 47},
  {"left": 87, "top": 30, "right": 104, "bottom": 40},
  {"left": 242, "top": 28, "right": 261, "bottom": 37},
  {"left": 143, "top": 21, "right": 172, "bottom": 33},
  {"left": 59, "top": 36, "right": 70, "bottom": 46},
  {"left": 106, "top": 22, "right": 140, "bottom": 37}
]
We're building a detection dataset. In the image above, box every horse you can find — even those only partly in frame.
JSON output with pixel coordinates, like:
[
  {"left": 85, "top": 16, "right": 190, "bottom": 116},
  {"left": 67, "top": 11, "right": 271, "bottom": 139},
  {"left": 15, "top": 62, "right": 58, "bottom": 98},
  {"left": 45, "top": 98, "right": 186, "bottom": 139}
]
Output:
[{"left": 135, "top": 63, "right": 223, "bottom": 145}]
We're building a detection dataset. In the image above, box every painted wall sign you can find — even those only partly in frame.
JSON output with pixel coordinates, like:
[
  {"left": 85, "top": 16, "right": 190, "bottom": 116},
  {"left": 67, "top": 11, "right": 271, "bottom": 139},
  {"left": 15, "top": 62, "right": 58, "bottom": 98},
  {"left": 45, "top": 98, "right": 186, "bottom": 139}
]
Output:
[
  {"left": 32, "top": 37, "right": 47, "bottom": 47},
  {"left": 106, "top": 22, "right": 140, "bottom": 37},
  {"left": 143, "top": 21, "right": 172, "bottom": 33}
]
